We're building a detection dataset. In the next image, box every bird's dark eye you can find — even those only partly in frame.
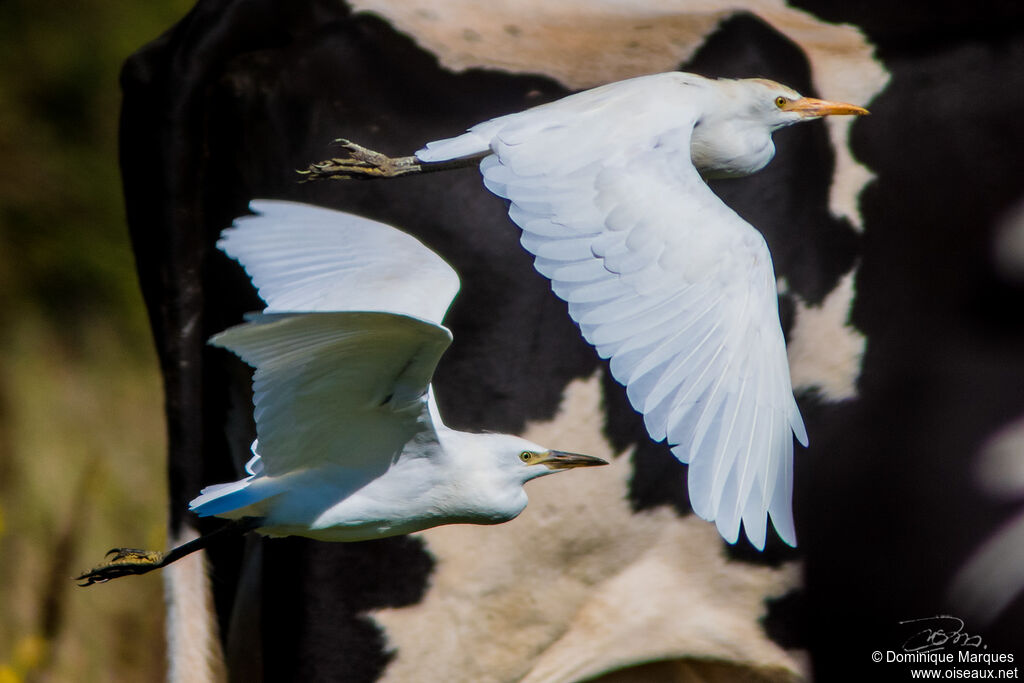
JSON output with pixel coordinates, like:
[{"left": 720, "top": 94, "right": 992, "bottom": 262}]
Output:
[
  {"left": 520, "top": 451, "right": 533, "bottom": 462},
  {"left": 775, "top": 96, "right": 788, "bottom": 108}
]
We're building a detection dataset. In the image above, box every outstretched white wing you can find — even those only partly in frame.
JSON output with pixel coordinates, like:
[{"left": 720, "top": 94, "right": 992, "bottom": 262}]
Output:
[
  {"left": 220, "top": 200, "right": 459, "bottom": 324},
  {"left": 212, "top": 201, "right": 460, "bottom": 477},
  {"left": 419, "top": 73, "right": 807, "bottom": 548}
]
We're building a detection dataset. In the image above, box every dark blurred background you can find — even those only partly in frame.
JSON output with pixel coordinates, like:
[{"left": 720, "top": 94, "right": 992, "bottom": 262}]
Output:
[{"left": 0, "top": 0, "right": 189, "bottom": 679}]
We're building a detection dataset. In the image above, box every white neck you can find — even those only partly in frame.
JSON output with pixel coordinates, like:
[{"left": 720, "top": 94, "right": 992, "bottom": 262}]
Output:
[{"left": 432, "top": 428, "right": 530, "bottom": 523}]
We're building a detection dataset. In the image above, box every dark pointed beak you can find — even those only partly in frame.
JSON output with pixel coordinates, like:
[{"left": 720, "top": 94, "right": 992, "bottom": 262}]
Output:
[
  {"left": 539, "top": 450, "right": 609, "bottom": 470},
  {"left": 784, "top": 97, "right": 870, "bottom": 119}
]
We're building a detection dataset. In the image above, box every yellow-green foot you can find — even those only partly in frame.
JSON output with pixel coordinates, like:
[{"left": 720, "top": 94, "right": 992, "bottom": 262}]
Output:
[
  {"left": 76, "top": 518, "right": 261, "bottom": 587},
  {"left": 75, "top": 548, "right": 168, "bottom": 586}
]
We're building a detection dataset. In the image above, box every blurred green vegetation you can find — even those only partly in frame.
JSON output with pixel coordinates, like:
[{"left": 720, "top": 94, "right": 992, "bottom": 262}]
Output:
[{"left": 0, "top": 0, "right": 193, "bottom": 680}]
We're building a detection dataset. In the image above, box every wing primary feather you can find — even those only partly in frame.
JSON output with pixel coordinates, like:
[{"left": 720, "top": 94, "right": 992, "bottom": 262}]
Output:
[
  {"left": 628, "top": 303, "right": 723, "bottom": 406},
  {"left": 707, "top": 370, "right": 749, "bottom": 516}
]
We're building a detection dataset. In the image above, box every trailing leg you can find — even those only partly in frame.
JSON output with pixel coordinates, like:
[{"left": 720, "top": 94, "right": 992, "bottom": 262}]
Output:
[
  {"left": 298, "top": 139, "right": 482, "bottom": 182},
  {"left": 76, "top": 516, "right": 263, "bottom": 586}
]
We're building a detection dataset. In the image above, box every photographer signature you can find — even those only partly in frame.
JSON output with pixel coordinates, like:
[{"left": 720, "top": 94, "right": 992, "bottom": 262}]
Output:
[{"left": 899, "top": 615, "right": 985, "bottom": 653}]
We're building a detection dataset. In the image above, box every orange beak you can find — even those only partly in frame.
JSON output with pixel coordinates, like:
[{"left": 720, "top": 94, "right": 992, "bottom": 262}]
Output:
[{"left": 783, "top": 97, "right": 870, "bottom": 118}]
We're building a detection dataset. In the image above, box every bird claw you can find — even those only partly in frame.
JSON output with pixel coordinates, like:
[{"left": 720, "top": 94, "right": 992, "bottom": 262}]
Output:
[
  {"left": 76, "top": 548, "right": 167, "bottom": 586},
  {"left": 330, "top": 138, "right": 385, "bottom": 160},
  {"left": 298, "top": 139, "right": 422, "bottom": 182}
]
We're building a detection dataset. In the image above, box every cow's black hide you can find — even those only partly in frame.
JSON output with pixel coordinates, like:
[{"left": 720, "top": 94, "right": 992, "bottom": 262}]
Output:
[
  {"left": 121, "top": 0, "right": 1024, "bottom": 680},
  {"left": 789, "top": 1, "right": 1024, "bottom": 679}
]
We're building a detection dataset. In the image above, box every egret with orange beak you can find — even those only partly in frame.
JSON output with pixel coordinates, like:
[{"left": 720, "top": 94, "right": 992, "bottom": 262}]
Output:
[{"left": 302, "top": 72, "right": 870, "bottom": 549}]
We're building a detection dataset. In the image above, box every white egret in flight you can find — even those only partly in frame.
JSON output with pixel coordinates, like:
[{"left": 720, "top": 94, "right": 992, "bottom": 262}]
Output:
[
  {"left": 77, "top": 200, "right": 605, "bottom": 585},
  {"left": 300, "top": 72, "right": 869, "bottom": 549}
]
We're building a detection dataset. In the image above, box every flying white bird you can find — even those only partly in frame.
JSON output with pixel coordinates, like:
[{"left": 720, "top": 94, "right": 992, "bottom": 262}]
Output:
[
  {"left": 77, "top": 200, "right": 605, "bottom": 585},
  {"left": 301, "top": 71, "right": 869, "bottom": 549}
]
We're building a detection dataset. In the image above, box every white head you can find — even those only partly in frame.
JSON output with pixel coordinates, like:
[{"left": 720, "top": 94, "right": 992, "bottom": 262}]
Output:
[
  {"left": 442, "top": 431, "right": 607, "bottom": 524},
  {"left": 725, "top": 77, "right": 870, "bottom": 131},
  {"left": 488, "top": 433, "right": 608, "bottom": 484},
  {"left": 693, "top": 76, "right": 869, "bottom": 178}
]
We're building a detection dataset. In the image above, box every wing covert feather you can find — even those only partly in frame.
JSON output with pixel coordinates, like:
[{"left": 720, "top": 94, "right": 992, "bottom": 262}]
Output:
[{"left": 212, "top": 312, "right": 451, "bottom": 476}]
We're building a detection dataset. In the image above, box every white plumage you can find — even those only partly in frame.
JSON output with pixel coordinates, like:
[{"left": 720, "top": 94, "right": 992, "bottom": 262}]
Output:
[
  {"left": 189, "top": 200, "right": 606, "bottom": 541},
  {"left": 417, "top": 72, "right": 868, "bottom": 548}
]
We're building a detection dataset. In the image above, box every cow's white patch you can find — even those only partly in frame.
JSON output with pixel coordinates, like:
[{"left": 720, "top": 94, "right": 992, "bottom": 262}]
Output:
[
  {"left": 949, "top": 414, "right": 1024, "bottom": 625},
  {"left": 993, "top": 198, "right": 1024, "bottom": 281},
  {"left": 372, "top": 373, "right": 803, "bottom": 682},
  {"left": 164, "top": 526, "right": 226, "bottom": 683},
  {"left": 787, "top": 270, "right": 865, "bottom": 401}
]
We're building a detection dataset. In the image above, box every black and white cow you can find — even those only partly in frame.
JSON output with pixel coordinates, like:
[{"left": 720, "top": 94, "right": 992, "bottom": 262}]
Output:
[{"left": 120, "top": 1, "right": 1024, "bottom": 680}]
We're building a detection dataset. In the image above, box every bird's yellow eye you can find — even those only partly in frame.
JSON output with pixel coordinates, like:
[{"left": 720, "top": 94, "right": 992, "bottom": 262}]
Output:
[
  {"left": 520, "top": 451, "right": 533, "bottom": 462},
  {"left": 775, "top": 96, "right": 789, "bottom": 109}
]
